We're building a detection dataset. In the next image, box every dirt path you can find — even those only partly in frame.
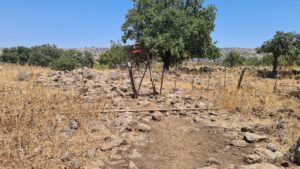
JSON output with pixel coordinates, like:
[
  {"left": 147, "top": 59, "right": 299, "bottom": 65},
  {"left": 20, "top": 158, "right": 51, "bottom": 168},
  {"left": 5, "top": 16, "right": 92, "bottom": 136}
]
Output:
[{"left": 131, "top": 117, "right": 244, "bottom": 169}]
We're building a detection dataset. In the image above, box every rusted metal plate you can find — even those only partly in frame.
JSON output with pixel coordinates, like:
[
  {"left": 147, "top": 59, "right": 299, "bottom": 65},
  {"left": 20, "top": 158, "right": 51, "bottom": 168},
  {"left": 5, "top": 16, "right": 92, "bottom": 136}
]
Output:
[{"left": 128, "top": 48, "right": 144, "bottom": 54}]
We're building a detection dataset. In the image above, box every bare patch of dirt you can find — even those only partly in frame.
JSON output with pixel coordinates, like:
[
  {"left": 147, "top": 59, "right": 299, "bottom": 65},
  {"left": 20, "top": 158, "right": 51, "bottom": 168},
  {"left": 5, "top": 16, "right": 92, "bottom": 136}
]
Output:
[{"left": 131, "top": 117, "right": 245, "bottom": 169}]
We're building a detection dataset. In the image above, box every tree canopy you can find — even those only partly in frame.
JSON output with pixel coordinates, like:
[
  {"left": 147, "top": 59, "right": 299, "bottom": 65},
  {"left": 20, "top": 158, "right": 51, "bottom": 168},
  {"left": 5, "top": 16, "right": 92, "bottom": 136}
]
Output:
[
  {"left": 257, "top": 31, "right": 300, "bottom": 75},
  {"left": 122, "top": 0, "right": 219, "bottom": 70},
  {"left": 0, "top": 45, "right": 94, "bottom": 70}
]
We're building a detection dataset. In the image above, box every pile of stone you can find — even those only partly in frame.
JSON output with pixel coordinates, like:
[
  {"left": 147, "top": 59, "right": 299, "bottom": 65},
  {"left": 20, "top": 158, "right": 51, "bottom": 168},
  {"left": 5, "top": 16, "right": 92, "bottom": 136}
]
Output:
[{"left": 36, "top": 68, "right": 131, "bottom": 99}]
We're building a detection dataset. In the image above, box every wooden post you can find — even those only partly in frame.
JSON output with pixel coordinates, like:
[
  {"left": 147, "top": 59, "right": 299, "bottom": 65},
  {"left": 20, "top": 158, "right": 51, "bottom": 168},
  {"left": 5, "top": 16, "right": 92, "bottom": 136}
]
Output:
[
  {"left": 237, "top": 67, "right": 250, "bottom": 89},
  {"left": 145, "top": 52, "right": 158, "bottom": 95},
  {"left": 137, "top": 63, "right": 148, "bottom": 94},
  {"left": 128, "top": 61, "right": 138, "bottom": 99},
  {"left": 224, "top": 66, "right": 227, "bottom": 89}
]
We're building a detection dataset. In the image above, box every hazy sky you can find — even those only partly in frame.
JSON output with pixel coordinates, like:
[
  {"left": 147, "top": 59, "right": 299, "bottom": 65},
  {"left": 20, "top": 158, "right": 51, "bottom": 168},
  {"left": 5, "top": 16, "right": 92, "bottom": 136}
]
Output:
[{"left": 0, "top": 0, "right": 299, "bottom": 48}]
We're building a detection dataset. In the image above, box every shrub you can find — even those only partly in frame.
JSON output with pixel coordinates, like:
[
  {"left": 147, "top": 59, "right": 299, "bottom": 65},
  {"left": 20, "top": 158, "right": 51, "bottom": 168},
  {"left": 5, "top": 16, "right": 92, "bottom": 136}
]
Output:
[
  {"left": 0, "top": 47, "right": 30, "bottom": 64},
  {"left": 245, "top": 57, "right": 261, "bottom": 66},
  {"left": 223, "top": 51, "right": 245, "bottom": 67},
  {"left": 0, "top": 44, "right": 95, "bottom": 70},
  {"left": 28, "top": 45, "right": 63, "bottom": 67},
  {"left": 63, "top": 50, "right": 94, "bottom": 68},
  {"left": 296, "top": 56, "right": 300, "bottom": 66},
  {"left": 51, "top": 56, "right": 80, "bottom": 71},
  {"left": 77, "top": 52, "right": 94, "bottom": 68},
  {"left": 98, "top": 42, "right": 127, "bottom": 68}
]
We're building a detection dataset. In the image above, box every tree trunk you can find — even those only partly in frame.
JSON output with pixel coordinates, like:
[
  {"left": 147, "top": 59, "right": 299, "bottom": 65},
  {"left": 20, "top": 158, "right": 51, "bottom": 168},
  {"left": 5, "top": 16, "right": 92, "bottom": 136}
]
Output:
[
  {"left": 160, "top": 50, "right": 171, "bottom": 95},
  {"left": 160, "top": 65, "right": 166, "bottom": 95},
  {"left": 137, "top": 63, "right": 148, "bottom": 94},
  {"left": 273, "top": 55, "right": 279, "bottom": 76},
  {"left": 128, "top": 62, "right": 138, "bottom": 99},
  {"left": 163, "top": 50, "right": 171, "bottom": 71},
  {"left": 145, "top": 53, "right": 157, "bottom": 95}
]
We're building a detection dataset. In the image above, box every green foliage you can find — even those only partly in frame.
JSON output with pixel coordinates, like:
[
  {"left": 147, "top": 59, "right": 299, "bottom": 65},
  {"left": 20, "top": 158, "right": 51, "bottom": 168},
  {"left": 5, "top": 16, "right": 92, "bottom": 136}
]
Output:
[
  {"left": 122, "top": 0, "right": 219, "bottom": 69},
  {"left": 63, "top": 50, "right": 94, "bottom": 68},
  {"left": 0, "top": 44, "right": 94, "bottom": 70},
  {"left": 98, "top": 42, "right": 128, "bottom": 68},
  {"left": 257, "top": 31, "right": 300, "bottom": 74},
  {"left": 245, "top": 57, "right": 261, "bottom": 66},
  {"left": 51, "top": 56, "right": 80, "bottom": 71},
  {"left": 245, "top": 54, "right": 273, "bottom": 66},
  {"left": 0, "top": 46, "right": 31, "bottom": 64},
  {"left": 79, "top": 52, "right": 95, "bottom": 68},
  {"left": 296, "top": 57, "right": 300, "bottom": 66},
  {"left": 28, "top": 45, "right": 63, "bottom": 66},
  {"left": 223, "top": 51, "right": 245, "bottom": 67},
  {"left": 260, "top": 54, "right": 274, "bottom": 65}
]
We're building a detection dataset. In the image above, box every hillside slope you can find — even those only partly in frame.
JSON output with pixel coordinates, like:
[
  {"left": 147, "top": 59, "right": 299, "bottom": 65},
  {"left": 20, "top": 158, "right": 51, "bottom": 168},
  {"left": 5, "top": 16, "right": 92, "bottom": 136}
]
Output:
[{"left": 220, "top": 48, "right": 262, "bottom": 58}]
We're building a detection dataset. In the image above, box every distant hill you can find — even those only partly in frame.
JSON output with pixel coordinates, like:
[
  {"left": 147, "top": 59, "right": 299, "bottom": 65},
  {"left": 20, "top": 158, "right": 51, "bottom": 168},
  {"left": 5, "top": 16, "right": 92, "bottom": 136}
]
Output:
[
  {"left": 67, "top": 47, "right": 109, "bottom": 60},
  {"left": 69, "top": 47, "right": 262, "bottom": 60},
  {"left": 220, "top": 48, "right": 262, "bottom": 59}
]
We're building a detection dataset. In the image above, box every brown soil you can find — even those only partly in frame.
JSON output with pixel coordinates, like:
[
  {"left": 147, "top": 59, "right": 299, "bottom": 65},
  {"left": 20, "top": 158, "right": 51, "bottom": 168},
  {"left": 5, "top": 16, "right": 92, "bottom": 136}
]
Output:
[{"left": 129, "top": 117, "right": 245, "bottom": 169}]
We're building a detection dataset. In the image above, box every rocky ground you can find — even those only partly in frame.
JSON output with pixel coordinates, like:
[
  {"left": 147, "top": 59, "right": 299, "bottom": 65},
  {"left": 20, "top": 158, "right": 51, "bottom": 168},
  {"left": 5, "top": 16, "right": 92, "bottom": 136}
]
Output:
[{"left": 0, "top": 64, "right": 300, "bottom": 169}]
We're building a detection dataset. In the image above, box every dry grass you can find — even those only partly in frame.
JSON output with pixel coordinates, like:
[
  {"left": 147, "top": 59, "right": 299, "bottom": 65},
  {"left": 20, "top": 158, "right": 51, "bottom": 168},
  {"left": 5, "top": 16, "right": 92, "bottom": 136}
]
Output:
[
  {"left": 0, "top": 63, "right": 299, "bottom": 168},
  {"left": 0, "top": 64, "right": 109, "bottom": 168}
]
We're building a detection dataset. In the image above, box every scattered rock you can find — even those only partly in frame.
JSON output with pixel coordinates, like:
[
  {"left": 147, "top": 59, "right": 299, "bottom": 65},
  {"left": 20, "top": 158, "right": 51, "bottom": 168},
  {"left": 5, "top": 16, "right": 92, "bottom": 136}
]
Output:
[
  {"left": 101, "top": 137, "right": 125, "bottom": 151},
  {"left": 152, "top": 111, "right": 163, "bottom": 121},
  {"left": 71, "top": 159, "right": 81, "bottom": 169},
  {"left": 267, "top": 143, "right": 278, "bottom": 152},
  {"left": 86, "top": 148, "right": 97, "bottom": 159},
  {"left": 254, "top": 148, "right": 284, "bottom": 161},
  {"left": 193, "top": 116, "right": 202, "bottom": 123},
  {"left": 245, "top": 154, "right": 262, "bottom": 164},
  {"left": 128, "top": 161, "right": 139, "bottom": 169},
  {"left": 241, "top": 124, "right": 270, "bottom": 133},
  {"left": 243, "top": 132, "right": 268, "bottom": 143},
  {"left": 110, "top": 148, "right": 123, "bottom": 160},
  {"left": 109, "top": 72, "right": 120, "bottom": 80},
  {"left": 128, "top": 149, "right": 142, "bottom": 159},
  {"left": 69, "top": 119, "right": 80, "bottom": 130},
  {"left": 89, "top": 120, "right": 107, "bottom": 133},
  {"left": 139, "top": 100, "right": 150, "bottom": 107},
  {"left": 114, "top": 115, "right": 133, "bottom": 129},
  {"left": 60, "top": 152, "right": 72, "bottom": 162},
  {"left": 141, "top": 116, "right": 152, "bottom": 123},
  {"left": 207, "top": 157, "right": 220, "bottom": 166},
  {"left": 237, "top": 163, "right": 281, "bottom": 169},
  {"left": 137, "top": 123, "right": 151, "bottom": 132},
  {"left": 196, "top": 166, "right": 219, "bottom": 169},
  {"left": 195, "top": 101, "right": 208, "bottom": 109},
  {"left": 231, "top": 139, "right": 249, "bottom": 148},
  {"left": 85, "top": 159, "right": 105, "bottom": 169}
]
